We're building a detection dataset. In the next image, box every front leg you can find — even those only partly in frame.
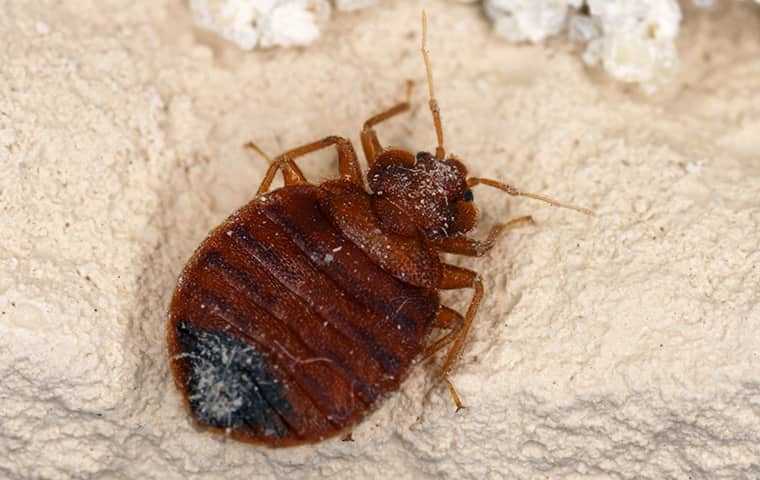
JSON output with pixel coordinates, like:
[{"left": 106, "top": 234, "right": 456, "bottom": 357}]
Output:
[{"left": 430, "top": 215, "right": 534, "bottom": 256}]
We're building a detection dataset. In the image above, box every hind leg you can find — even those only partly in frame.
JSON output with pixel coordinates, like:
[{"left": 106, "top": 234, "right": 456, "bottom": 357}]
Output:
[
  {"left": 423, "top": 306, "right": 463, "bottom": 361},
  {"left": 248, "top": 136, "right": 362, "bottom": 195},
  {"left": 424, "top": 306, "right": 466, "bottom": 410},
  {"left": 423, "top": 265, "right": 484, "bottom": 410},
  {"left": 437, "top": 265, "right": 483, "bottom": 378}
]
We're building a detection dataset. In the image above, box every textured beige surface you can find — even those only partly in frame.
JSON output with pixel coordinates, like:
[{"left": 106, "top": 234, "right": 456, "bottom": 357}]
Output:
[{"left": 2, "top": 1, "right": 759, "bottom": 479}]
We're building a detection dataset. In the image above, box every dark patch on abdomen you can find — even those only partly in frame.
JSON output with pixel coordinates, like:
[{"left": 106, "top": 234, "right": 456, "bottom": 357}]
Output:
[{"left": 175, "top": 321, "right": 291, "bottom": 439}]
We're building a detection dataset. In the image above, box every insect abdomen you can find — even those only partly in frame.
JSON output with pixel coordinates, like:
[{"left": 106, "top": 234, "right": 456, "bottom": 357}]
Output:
[{"left": 168, "top": 185, "right": 438, "bottom": 445}]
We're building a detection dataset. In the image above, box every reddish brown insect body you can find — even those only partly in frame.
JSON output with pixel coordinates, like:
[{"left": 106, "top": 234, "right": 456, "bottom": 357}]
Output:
[{"left": 167, "top": 13, "right": 592, "bottom": 447}]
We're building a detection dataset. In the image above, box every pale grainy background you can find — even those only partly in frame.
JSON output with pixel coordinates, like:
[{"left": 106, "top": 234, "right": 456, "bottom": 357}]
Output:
[{"left": 1, "top": 1, "right": 759, "bottom": 479}]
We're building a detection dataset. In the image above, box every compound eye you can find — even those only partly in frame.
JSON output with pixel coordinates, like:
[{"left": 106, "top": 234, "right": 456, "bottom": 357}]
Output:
[
  {"left": 463, "top": 189, "right": 474, "bottom": 202},
  {"left": 416, "top": 151, "right": 434, "bottom": 162}
]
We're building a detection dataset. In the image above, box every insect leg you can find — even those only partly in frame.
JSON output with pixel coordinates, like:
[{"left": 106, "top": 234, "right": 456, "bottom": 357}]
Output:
[
  {"left": 277, "top": 136, "right": 363, "bottom": 187},
  {"left": 422, "top": 306, "right": 464, "bottom": 361},
  {"left": 422, "top": 306, "right": 466, "bottom": 409},
  {"left": 246, "top": 142, "right": 305, "bottom": 195},
  {"left": 444, "top": 376, "right": 464, "bottom": 412},
  {"left": 429, "top": 265, "right": 484, "bottom": 410},
  {"left": 429, "top": 216, "right": 534, "bottom": 257},
  {"left": 437, "top": 265, "right": 483, "bottom": 379},
  {"left": 361, "top": 80, "right": 413, "bottom": 167}
]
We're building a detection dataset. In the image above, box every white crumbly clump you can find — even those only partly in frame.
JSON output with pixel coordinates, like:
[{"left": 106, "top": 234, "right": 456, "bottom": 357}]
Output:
[
  {"left": 258, "top": 0, "right": 331, "bottom": 47},
  {"left": 333, "top": 0, "right": 377, "bottom": 10},
  {"left": 577, "top": 0, "right": 681, "bottom": 88},
  {"left": 190, "top": 0, "right": 330, "bottom": 49},
  {"left": 484, "top": 0, "right": 583, "bottom": 42},
  {"left": 190, "top": 0, "right": 373, "bottom": 50},
  {"left": 695, "top": 0, "right": 760, "bottom": 6},
  {"left": 191, "top": 0, "right": 266, "bottom": 50},
  {"left": 483, "top": 0, "right": 682, "bottom": 88}
]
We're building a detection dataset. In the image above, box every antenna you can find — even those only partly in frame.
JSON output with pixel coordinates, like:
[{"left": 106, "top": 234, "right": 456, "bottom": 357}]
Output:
[
  {"left": 467, "top": 177, "right": 596, "bottom": 216},
  {"left": 421, "top": 11, "right": 446, "bottom": 160}
]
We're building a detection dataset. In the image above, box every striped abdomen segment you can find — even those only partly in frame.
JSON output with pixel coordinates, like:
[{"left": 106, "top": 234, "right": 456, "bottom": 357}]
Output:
[{"left": 168, "top": 185, "right": 438, "bottom": 445}]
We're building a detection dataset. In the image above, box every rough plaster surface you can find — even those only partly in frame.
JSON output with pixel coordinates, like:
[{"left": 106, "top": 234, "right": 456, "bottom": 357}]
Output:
[{"left": 1, "top": 1, "right": 759, "bottom": 479}]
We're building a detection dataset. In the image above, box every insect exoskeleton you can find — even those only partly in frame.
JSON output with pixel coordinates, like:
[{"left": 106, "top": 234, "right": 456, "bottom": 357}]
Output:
[{"left": 167, "top": 11, "right": 593, "bottom": 447}]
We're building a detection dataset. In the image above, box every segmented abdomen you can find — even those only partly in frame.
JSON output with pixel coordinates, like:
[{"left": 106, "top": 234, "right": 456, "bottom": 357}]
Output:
[{"left": 168, "top": 184, "right": 439, "bottom": 446}]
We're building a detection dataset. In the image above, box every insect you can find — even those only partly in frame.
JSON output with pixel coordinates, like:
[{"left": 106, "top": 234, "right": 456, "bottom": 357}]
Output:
[{"left": 167, "top": 12, "right": 593, "bottom": 447}]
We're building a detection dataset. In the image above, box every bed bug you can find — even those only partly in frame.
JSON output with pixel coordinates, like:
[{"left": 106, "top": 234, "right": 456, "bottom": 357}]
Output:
[{"left": 167, "top": 12, "right": 593, "bottom": 447}]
